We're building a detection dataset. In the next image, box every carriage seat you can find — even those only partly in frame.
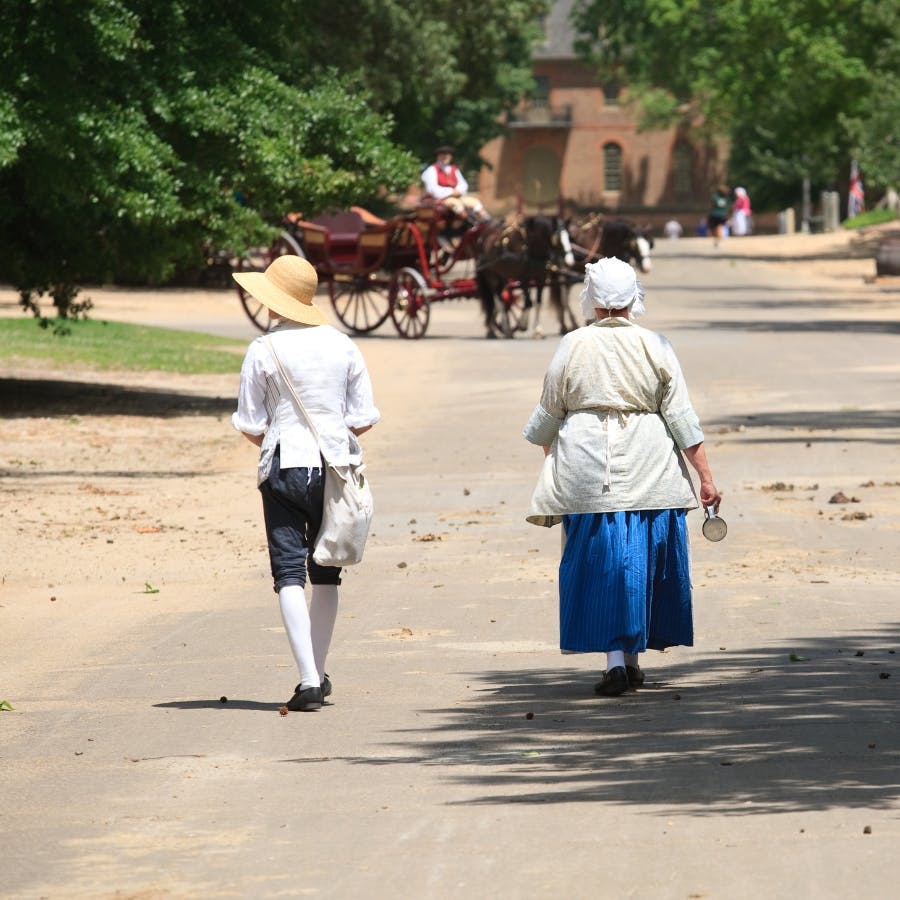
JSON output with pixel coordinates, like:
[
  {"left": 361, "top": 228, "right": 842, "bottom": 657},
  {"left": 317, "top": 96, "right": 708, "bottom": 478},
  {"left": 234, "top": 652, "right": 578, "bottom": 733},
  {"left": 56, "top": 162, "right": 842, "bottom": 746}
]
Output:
[
  {"left": 281, "top": 210, "right": 365, "bottom": 268},
  {"left": 310, "top": 211, "right": 367, "bottom": 256}
]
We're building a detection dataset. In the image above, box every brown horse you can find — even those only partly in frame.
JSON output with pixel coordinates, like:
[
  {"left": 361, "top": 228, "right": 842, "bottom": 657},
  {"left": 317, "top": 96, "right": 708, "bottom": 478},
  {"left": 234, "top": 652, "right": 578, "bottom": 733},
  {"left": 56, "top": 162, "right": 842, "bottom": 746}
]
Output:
[
  {"left": 475, "top": 215, "right": 577, "bottom": 338},
  {"left": 569, "top": 214, "right": 654, "bottom": 274}
]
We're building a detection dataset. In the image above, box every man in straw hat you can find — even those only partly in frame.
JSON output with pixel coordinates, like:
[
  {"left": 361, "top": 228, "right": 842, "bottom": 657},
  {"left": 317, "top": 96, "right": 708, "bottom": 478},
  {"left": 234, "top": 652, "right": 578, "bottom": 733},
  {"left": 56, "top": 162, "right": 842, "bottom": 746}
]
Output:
[
  {"left": 232, "top": 255, "right": 380, "bottom": 711},
  {"left": 523, "top": 257, "right": 720, "bottom": 697}
]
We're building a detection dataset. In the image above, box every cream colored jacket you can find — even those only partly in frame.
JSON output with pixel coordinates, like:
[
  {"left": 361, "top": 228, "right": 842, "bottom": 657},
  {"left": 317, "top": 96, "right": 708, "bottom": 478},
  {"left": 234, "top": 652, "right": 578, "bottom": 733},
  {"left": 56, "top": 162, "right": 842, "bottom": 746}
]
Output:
[{"left": 523, "top": 318, "right": 703, "bottom": 526}]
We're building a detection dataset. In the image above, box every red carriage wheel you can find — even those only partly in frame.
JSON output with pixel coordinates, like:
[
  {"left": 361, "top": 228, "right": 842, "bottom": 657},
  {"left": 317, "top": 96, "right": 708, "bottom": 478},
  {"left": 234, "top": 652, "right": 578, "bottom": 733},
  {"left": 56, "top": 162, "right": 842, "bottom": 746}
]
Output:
[
  {"left": 492, "top": 281, "right": 529, "bottom": 338},
  {"left": 389, "top": 267, "right": 430, "bottom": 339},
  {"left": 328, "top": 274, "right": 392, "bottom": 334}
]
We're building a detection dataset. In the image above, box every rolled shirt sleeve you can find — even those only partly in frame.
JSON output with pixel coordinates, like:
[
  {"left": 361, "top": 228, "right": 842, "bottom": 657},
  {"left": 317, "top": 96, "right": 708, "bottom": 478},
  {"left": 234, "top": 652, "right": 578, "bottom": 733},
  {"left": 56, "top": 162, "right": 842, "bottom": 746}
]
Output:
[
  {"left": 656, "top": 338, "right": 705, "bottom": 449},
  {"left": 344, "top": 343, "right": 381, "bottom": 431},
  {"left": 523, "top": 334, "right": 571, "bottom": 445},
  {"left": 231, "top": 343, "right": 269, "bottom": 437},
  {"left": 665, "top": 408, "right": 704, "bottom": 450},
  {"left": 523, "top": 405, "right": 563, "bottom": 446}
]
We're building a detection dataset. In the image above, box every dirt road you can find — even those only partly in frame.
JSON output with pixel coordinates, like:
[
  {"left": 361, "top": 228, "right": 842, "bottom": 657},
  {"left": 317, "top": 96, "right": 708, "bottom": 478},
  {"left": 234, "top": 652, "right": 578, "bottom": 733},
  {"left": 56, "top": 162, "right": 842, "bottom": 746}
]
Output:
[{"left": 2, "top": 230, "right": 899, "bottom": 898}]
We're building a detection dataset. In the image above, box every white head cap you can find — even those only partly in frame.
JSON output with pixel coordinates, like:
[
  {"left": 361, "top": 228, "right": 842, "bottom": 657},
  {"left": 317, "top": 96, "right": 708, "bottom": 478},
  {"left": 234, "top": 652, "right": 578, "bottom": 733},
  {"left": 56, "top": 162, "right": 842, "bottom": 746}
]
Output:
[{"left": 580, "top": 257, "right": 645, "bottom": 320}]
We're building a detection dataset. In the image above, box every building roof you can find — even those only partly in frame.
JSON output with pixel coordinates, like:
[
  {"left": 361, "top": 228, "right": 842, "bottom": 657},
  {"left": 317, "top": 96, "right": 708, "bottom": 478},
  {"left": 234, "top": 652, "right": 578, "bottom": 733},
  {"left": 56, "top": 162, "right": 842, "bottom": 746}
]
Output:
[{"left": 534, "top": 0, "right": 577, "bottom": 61}]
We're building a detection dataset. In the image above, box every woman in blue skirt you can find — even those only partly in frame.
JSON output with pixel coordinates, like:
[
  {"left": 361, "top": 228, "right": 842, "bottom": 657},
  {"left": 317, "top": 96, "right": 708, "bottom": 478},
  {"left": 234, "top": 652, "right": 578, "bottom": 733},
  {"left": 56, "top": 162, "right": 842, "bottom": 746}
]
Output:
[{"left": 523, "top": 257, "right": 721, "bottom": 696}]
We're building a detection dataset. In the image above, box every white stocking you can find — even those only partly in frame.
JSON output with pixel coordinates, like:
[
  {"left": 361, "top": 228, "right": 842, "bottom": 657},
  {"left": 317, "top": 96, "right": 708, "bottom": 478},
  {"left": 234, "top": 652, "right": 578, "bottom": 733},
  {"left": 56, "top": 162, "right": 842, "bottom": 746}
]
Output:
[
  {"left": 606, "top": 650, "right": 625, "bottom": 671},
  {"left": 278, "top": 585, "right": 319, "bottom": 688},
  {"left": 310, "top": 584, "right": 339, "bottom": 680}
]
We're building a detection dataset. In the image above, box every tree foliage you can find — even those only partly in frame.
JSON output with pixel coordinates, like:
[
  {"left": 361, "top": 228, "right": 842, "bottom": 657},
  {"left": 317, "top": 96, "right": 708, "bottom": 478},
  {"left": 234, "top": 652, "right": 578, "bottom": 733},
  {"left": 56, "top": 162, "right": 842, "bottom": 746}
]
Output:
[
  {"left": 288, "top": 0, "right": 549, "bottom": 175},
  {"left": 0, "top": 1, "right": 546, "bottom": 317},
  {"left": 572, "top": 0, "right": 900, "bottom": 208}
]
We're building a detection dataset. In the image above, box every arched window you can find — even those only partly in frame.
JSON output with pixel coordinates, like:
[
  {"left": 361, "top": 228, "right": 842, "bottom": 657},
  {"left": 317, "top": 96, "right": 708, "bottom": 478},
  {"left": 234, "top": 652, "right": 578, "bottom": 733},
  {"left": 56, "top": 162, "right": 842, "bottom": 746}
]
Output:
[
  {"left": 672, "top": 141, "right": 693, "bottom": 196},
  {"left": 603, "top": 143, "right": 622, "bottom": 192}
]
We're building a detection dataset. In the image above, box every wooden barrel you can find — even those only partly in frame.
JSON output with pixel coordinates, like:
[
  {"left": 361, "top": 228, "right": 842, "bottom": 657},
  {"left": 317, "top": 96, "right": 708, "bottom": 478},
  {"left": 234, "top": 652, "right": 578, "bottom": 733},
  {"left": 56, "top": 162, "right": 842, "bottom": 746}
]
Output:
[{"left": 875, "top": 239, "right": 900, "bottom": 276}]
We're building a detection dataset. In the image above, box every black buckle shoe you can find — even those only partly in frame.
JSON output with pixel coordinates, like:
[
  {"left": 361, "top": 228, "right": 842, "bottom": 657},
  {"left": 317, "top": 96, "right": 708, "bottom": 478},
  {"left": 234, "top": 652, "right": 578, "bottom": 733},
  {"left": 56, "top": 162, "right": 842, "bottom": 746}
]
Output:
[
  {"left": 594, "top": 666, "right": 629, "bottom": 697},
  {"left": 286, "top": 684, "right": 323, "bottom": 711},
  {"left": 626, "top": 665, "right": 645, "bottom": 687}
]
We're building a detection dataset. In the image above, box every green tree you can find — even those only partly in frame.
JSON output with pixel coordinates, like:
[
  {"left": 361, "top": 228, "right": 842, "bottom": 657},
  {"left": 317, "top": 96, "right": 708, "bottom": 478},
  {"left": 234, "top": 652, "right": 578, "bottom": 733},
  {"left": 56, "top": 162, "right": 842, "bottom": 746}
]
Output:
[
  {"left": 289, "top": 0, "right": 550, "bottom": 174},
  {"left": 0, "top": 1, "right": 418, "bottom": 319},
  {"left": 572, "top": 0, "right": 900, "bottom": 208}
]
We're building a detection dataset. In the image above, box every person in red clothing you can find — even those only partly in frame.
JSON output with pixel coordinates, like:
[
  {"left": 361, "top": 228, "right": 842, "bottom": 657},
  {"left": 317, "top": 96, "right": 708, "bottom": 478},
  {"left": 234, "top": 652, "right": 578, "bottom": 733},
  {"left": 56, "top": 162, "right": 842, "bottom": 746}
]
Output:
[
  {"left": 731, "top": 186, "right": 752, "bottom": 236},
  {"left": 421, "top": 146, "right": 490, "bottom": 222}
]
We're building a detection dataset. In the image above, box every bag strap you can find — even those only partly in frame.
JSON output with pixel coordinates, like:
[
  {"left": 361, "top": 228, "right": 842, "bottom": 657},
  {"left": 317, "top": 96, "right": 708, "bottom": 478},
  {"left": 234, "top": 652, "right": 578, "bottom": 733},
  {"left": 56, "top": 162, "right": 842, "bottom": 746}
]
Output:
[{"left": 263, "top": 335, "right": 322, "bottom": 445}]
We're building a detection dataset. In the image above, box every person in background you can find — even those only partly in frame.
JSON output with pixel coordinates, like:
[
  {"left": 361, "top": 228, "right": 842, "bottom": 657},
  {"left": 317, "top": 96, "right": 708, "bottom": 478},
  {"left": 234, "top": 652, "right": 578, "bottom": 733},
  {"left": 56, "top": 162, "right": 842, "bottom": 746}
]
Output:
[
  {"left": 421, "top": 145, "right": 491, "bottom": 223},
  {"left": 232, "top": 256, "right": 380, "bottom": 712},
  {"left": 707, "top": 185, "right": 731, "bottom": 244},
  {"left": 731, "top": 187, "right": 752, "bottom": 236},
  {"left": 848, "top": 162, "right": 865, "bottom": 219},
  {"left": 523, "top": 258, "right": 721, "bottom": 697},
  {"left": 664, "top": 218, "right": 683, "bottom": 240}
]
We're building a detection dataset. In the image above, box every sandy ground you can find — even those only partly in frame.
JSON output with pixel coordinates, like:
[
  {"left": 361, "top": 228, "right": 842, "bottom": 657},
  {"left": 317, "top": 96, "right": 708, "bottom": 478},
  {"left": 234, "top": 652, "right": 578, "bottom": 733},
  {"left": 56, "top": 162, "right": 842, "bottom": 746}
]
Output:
[{"left": 1, "top": 226, "right": 899, "bottom": 899}]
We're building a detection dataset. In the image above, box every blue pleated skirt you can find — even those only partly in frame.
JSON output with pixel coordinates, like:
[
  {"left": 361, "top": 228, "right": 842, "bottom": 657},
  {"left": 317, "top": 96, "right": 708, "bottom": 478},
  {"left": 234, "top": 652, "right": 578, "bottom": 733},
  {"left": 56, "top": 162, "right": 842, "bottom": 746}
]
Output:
[{"left": 559, "top": 509, "right": 693, "bottom": 654}]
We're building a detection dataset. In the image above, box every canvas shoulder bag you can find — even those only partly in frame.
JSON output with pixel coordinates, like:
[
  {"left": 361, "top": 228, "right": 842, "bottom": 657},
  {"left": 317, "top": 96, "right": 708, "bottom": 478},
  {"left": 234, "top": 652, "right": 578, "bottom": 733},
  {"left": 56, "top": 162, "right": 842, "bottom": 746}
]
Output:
[{"left": 264, "top": 336, "right": 374, "bottom": 567}]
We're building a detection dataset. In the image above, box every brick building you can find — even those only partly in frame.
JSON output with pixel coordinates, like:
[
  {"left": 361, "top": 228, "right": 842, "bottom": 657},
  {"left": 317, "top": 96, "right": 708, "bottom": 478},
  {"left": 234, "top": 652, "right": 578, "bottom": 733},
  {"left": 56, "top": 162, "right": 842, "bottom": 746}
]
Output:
[{"left": 477, "top": 0, "right": 727, "bottom": 227}]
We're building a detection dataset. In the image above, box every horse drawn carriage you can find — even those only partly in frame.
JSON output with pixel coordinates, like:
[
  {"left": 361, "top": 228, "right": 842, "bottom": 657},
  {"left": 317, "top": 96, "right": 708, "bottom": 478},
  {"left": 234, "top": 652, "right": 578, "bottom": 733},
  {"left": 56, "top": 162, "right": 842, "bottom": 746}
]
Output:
[
  {"left": 233, "top": 204, "right": 651, "bottom": 338},
  {"left": 233, "top": 204, "right": 531, "bottom": 339}
]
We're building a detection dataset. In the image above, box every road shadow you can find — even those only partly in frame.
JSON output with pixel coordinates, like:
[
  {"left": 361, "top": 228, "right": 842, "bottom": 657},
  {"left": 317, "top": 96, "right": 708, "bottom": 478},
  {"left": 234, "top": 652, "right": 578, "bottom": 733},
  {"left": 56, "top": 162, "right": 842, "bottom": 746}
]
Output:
[
  {"left": 696, "top": 319, "right": 900, "bottom": 335},
  {"left": 340, "top": 627, "right": 900, "bottom": 813},
  {"left": 0, "top": 377, "right": 234, "bottom": 418},
  {"left": 707, "top": 409, "right": 900, "bottom": 433},
  {"left": 155, "top": 698, "right": 285, "bottom": 712}
]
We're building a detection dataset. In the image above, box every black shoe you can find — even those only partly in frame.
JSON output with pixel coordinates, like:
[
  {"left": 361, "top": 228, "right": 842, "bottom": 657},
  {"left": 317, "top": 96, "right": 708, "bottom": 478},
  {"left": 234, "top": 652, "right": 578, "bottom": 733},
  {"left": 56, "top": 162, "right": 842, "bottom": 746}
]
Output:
[
  {"left": 626, "top": 665, "right": 645, "bottom": 687},
  {"left": 286, "top": 684, "right": 323, "bottom": 711},
  {"left": 594, "top": 666, "right": 629, "bottom": 697},
  {"left": 321, "top": 674, "right": 332, "bottom": 699}
]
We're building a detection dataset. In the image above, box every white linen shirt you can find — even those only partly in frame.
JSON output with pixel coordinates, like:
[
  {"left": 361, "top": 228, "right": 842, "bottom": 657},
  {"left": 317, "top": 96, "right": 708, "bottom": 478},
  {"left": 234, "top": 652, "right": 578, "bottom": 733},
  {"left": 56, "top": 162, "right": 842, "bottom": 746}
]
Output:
[
  {"left": 232, "top": 323, "right": 380, "bottom": 484},
  {"left": 523, "top": 318, "right": 703, "bottom": 526}
]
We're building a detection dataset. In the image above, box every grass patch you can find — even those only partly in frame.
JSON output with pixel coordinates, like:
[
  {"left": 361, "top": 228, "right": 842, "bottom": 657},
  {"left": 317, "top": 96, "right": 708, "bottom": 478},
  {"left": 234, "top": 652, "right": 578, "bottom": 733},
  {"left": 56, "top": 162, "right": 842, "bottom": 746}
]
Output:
[
  {"left": 843, "top": 209, "right": 898, "bottom": 230},
  {"left": 0, "top": 317, "right": 247, "bottom": 374}
]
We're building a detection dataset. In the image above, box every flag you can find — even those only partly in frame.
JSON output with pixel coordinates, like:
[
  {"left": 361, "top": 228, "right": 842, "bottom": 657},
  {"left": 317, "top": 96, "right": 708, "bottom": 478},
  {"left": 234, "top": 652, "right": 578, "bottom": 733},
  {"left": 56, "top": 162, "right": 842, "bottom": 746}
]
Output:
[{"left": 848, "top": 159, "right": 865, "bottom": 218}]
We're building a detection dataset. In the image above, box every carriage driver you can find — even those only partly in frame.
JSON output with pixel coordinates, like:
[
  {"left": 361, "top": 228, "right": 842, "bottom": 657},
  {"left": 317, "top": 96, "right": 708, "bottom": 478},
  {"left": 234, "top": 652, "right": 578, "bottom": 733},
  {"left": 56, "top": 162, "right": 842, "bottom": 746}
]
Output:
[{"left": 421, "top": 146, "right": 492, "bottom": 224}]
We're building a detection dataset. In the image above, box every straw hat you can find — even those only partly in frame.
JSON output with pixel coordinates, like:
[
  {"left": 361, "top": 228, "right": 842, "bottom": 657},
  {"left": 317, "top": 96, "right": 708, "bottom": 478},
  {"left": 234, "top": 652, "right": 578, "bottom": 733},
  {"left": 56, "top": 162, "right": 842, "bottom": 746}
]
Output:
[{"left": 232, "top": 255, "right": 327, "bottom": 326}]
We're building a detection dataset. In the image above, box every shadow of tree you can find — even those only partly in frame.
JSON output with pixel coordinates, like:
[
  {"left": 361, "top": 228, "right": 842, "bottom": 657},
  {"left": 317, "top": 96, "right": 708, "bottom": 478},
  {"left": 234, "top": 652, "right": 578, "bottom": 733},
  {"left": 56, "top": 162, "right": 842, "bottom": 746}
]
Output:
[
  {"left": 336, "top": 628, "right": 900, "bottom": 813},
  {"left": 707, "top": 409, "right": 900, "bottom": 432},
  {"left": 0, "top": 377, "right": 234, "bottom": 418},
  {"left": 697, "top": 319, "right": 900, "bottom": 335}
]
